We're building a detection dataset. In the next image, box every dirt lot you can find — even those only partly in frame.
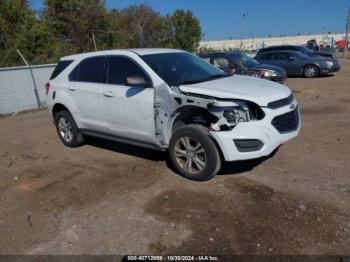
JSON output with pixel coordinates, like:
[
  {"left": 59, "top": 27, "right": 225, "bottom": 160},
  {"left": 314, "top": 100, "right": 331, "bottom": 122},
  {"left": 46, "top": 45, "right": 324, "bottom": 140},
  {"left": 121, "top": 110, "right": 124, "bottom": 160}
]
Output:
[{"left": 1, "top": 59, "right": 350, "bottom": 256}]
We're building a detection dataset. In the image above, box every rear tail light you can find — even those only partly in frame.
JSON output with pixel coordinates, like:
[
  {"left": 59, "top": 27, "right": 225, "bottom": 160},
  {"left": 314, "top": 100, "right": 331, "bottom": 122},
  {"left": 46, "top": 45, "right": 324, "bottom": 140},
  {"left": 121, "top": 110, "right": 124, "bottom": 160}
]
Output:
[{"left": 45, "top": 83, "right": 50, "bottom": 95}]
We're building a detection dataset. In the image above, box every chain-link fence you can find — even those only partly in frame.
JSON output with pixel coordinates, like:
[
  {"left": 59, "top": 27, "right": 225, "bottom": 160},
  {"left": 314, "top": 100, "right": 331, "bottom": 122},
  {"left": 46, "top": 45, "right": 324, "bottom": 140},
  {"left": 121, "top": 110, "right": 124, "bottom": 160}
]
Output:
[{"left": 0, "top": 64, "right": 56, "bottom": 115}]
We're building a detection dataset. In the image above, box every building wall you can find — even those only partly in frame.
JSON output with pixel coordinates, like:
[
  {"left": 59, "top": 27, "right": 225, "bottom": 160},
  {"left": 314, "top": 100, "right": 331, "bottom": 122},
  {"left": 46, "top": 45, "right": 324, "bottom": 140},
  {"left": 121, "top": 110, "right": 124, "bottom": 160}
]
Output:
[{"left": 199, "top": 33, "right": 345, "bottom": 51}]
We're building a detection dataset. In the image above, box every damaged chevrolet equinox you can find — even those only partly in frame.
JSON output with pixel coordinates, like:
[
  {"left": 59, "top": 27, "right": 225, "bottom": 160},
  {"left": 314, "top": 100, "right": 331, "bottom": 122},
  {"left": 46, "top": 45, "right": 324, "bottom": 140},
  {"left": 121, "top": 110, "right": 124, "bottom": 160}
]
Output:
[{"left": 46, "top": 49, "right": 300, "bottom": 181}]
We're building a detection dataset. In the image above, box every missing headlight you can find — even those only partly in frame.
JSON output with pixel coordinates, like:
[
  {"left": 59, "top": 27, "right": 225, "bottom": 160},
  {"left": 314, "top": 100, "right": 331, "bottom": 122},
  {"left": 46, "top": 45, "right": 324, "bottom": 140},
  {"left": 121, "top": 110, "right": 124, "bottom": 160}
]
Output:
[{"left": 247, "top": 102, "right": 265, "bottom": 120}]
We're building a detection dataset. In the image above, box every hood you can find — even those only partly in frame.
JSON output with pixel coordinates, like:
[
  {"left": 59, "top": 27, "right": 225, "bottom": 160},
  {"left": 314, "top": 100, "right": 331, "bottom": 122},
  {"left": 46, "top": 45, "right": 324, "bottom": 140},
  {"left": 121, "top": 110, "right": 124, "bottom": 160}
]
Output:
[
  {"left": 248, "top": 64, "right": 286, "bottom": 75},
  {"left": 179, "top": 75, "right": 291, "bottom": 107}
]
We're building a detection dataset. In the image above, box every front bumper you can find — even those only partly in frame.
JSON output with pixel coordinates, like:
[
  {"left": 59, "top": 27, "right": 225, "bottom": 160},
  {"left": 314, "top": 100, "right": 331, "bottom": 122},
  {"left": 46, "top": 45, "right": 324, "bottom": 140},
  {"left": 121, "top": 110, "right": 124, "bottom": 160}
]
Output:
[
  {"left": 268, "top": 74, "right": 287, "bottom": 83},
  {"left": 320, "top": 65, "right": 341, "bottom": 74},
  {"left": 210, "top": 101, "right": 300, "bottom": 162}
]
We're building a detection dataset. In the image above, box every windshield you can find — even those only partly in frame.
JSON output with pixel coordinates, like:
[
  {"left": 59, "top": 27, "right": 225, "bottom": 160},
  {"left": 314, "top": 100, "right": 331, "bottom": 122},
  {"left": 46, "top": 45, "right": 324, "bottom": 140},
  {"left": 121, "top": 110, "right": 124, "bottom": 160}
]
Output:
[
  {"left": 293, "top": 51, "right": 311, "bottom": 59},
  {"left": 231, "top": 53, "right": 259, "bottom": 68},
  {"left": 141, "top": 52, "right": 228, "bottom": 86}
]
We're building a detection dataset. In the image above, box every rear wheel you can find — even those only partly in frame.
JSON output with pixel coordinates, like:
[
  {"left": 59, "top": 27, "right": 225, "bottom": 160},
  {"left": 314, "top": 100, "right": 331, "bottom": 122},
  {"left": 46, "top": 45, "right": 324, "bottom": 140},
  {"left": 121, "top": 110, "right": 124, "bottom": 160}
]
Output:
[
  {"left": 54, "top": 110, "right": 84, "bottom": 147},
  {"left": 303, "top": 65, "right": 320, "bottom": 78},
  {"left": 169, "top": 125, "right": 221, "bottom": 181}
]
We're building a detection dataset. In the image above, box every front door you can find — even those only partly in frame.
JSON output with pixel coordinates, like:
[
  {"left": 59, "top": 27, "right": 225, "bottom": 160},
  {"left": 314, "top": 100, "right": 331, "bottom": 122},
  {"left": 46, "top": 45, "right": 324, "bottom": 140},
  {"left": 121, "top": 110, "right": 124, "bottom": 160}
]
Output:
[{"left": 101, "top": 56, "right": 157, "bottom": 145}]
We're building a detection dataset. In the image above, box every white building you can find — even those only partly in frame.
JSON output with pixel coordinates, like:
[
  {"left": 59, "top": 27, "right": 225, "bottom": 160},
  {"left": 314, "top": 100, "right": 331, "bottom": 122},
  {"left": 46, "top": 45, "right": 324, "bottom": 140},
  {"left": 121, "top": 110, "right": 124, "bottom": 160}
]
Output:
[{"left": 199, "top": 33, "right": 345, "bottom": 51}]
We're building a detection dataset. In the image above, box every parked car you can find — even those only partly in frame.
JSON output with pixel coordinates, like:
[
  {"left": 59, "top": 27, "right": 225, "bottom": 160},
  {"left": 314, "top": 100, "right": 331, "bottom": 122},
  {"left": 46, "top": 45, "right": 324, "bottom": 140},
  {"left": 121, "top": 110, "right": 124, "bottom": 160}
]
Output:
[
  {"left": 46, "top": 49, "right": 300, "bottom": 181},
  {"left": 256, "top": 45, "right": 334, "bottom": 58},
  {"left": 199, "top": 51, "right": 287, "bottom": 83},
  {"left": 255, "top": 50, "right": 340, "bottom": 78}
]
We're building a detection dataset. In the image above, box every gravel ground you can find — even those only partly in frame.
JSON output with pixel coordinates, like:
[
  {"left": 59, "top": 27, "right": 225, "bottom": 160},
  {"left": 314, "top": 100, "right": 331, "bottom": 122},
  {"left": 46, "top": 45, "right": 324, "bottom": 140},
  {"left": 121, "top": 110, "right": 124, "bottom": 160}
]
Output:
[{"left": 0, "top": 59, "right": 349, "bottom": 255}]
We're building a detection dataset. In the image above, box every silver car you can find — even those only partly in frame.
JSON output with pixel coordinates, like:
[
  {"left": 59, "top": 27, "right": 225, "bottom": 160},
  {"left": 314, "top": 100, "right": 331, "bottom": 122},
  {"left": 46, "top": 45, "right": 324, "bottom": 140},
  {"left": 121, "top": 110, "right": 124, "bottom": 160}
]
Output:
[{"left": 255, "top": 50, "right": 340, "bottom": 78}]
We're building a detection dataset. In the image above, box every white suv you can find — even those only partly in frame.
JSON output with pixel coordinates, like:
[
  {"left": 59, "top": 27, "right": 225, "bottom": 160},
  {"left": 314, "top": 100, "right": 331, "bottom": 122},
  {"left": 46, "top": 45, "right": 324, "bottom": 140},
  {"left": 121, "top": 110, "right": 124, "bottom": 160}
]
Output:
[{"left": 46, "top": 49, "right": 300, "bottom": 181}]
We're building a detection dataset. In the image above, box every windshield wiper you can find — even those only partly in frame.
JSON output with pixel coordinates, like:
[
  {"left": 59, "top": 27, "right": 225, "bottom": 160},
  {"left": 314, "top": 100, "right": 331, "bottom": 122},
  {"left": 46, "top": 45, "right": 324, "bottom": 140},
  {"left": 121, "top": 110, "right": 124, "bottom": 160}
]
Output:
[
  {"left": 175, "top": 74, "right": 228, "bottom": 86},
  {"left": 205, "top": 74, "right": 229, "bottom": 81},
  {"left": 175, "top": 79, "right": 205, "bottom": 86}
]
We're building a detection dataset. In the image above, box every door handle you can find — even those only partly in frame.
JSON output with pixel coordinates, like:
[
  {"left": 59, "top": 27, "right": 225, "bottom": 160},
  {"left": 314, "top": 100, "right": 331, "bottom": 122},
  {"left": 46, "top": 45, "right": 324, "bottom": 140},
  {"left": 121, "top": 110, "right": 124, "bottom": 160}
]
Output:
[
  {"left": 103, "top": 91, "right": 114, "bottom": 97},
  {"left": 68, "top": 86, "right": 76, "bottom": 91}
]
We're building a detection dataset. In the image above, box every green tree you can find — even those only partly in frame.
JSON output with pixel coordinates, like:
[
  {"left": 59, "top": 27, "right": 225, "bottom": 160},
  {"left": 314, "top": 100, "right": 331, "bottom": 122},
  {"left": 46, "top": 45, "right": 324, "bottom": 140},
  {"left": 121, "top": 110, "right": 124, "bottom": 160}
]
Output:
[
  {"left": 115, "top": 4, "right": 166, "bottom": 48},
  {"left": 42, "top": 0, "right": 108, "bottom": 53},
  {"left": 0, "top": 0, "right": 37, "bottom": 66},
  {"left": 165, "top": 10, "right": 202, "bottom": 52}
]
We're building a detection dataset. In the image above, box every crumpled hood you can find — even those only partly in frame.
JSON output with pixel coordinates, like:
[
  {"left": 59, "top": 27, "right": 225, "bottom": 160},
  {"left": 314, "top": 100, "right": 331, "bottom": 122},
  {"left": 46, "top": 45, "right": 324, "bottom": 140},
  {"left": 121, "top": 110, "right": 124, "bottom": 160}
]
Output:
[{"left": 179, "top": 75, "right": 292, "bottom": 107}]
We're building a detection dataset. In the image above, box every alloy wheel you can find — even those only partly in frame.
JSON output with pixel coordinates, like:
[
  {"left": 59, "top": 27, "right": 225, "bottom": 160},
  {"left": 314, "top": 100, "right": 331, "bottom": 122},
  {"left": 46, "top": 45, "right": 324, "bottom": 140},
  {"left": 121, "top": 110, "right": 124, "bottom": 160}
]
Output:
[
  {"left": 304, "top": 66, "right": 318, "bottom": 77},
  {"left": 58, "top": 117, "right": 74, "bottom": 143},
  {"left": 174, "top": 136, "right": 206, "bottom": 175}
]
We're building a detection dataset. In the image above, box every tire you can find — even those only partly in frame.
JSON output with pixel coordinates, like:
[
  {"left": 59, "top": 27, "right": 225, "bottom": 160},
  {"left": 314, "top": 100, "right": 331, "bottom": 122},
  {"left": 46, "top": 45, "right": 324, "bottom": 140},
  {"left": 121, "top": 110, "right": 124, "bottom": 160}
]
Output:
[
  {"left": 54, "top": 110, "right": 84, "bottom": 147},
  {"left": 169, "top": 124, "right": 222, "bottom": 181},
  {"left": 303, "top": 65, "right": 320, "bottom": 78}
]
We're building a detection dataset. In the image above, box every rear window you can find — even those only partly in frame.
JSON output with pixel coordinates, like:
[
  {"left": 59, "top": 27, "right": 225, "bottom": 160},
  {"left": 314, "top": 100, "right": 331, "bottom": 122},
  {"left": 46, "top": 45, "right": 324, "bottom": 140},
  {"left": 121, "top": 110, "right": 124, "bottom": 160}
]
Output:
[{"left": 50, "top": 60, "right": 73, "bottom": 80}]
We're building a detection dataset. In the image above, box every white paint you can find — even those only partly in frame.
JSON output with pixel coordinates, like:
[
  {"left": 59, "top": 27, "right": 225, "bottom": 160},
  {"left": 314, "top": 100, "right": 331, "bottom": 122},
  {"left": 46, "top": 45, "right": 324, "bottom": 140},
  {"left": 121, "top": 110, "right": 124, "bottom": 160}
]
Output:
[{"left": 179, "top": 75, "right": 291, "bottom": 106}]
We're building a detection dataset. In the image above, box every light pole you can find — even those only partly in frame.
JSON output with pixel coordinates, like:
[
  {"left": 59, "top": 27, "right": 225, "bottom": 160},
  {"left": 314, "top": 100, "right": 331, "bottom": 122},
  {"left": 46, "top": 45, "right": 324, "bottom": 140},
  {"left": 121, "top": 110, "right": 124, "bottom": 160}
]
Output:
[{"left": 240, "top": 13, "right": 247, "bottom": 51}]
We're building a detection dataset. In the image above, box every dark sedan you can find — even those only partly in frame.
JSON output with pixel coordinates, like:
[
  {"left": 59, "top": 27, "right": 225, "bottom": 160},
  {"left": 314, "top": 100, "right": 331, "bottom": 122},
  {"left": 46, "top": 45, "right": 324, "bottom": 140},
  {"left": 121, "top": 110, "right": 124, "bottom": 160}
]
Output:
[
  {"left": 199, "top": 51, "right": 287, "bottom": 83},
  {"left": 256, "top": 45, "right": 334, "bottom": 58},
  {"left": 255, "top": 50, "right": 340, "bottom": 78}
]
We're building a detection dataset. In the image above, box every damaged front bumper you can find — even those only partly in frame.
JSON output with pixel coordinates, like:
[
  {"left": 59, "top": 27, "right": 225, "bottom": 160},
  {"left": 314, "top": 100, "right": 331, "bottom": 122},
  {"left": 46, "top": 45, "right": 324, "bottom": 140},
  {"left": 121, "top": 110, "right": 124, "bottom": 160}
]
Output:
[{"left": 210, "top": 102, "right": 301, "bottom": 161}]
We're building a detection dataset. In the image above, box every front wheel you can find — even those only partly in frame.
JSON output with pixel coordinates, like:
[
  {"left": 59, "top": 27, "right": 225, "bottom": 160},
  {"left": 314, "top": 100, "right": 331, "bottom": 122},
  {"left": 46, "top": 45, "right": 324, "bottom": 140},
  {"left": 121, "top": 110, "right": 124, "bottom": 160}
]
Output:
[
  {"left": 303, "top": 65, "right": 320, "bottom": 78},
  {"left": 169, "top": 125, "right": 222, "bottom": 181}
]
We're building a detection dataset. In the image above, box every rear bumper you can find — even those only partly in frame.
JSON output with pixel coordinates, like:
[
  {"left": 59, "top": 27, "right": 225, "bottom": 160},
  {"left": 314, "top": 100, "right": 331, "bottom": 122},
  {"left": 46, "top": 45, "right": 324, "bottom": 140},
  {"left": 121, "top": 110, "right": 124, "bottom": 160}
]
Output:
[{"left": 211, "top": 101, "right": 300, "bottom": 162}]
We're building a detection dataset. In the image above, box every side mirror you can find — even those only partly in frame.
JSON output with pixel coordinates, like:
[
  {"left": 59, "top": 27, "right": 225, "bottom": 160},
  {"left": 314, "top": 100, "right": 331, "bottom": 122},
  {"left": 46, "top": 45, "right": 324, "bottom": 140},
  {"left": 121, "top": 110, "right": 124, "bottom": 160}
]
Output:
[
  {"left": 126, "top": 75, "right": 151, "bottom": 87},
  {"left": 288, "top": 56, "right": 296, "bottom": 61}
]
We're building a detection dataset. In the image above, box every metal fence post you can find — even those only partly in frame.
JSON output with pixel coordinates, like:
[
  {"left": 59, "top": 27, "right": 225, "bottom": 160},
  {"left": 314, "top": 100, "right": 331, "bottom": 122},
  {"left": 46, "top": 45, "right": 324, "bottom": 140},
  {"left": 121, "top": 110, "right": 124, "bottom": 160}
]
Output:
[{"left": 16, "top": 49, "right": 41, "bottom": 108}]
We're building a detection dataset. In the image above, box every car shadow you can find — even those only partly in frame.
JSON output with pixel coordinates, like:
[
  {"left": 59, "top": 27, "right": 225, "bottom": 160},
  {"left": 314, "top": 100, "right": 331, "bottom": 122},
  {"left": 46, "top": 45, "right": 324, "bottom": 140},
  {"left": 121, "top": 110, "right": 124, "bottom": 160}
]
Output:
[
  {"left": 85, "top": 136, "right": 278, "bottom": 178},
  {"left": 218, "top": 147, "right": 279, "bottom": 176},
  {"left": 84, "top": 136, "right": 166, "bottom": 162},
  {"left": 126, "top": 87, "right": 145, "bottom": 97},
  {"left": 287, "top": 74, "right": 334, "bottom": 79}
]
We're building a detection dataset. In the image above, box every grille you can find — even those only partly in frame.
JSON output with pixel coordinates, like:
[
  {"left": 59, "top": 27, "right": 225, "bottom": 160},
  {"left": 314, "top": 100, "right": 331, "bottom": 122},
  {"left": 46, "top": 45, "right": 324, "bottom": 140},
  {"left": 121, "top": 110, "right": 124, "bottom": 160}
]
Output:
[
  {"left": 272, "top": 107, "right": 299, "bottom": 133},
  {"left": 267, "top": 93, "right": 294, "bottom": 109}
]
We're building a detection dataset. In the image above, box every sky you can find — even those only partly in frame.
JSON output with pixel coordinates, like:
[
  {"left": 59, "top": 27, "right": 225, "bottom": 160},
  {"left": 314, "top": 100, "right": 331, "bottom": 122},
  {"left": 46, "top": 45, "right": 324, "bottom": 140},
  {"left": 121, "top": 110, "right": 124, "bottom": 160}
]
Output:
[{"left": 30, "top": 0, "right": 349, "bottom": 41}]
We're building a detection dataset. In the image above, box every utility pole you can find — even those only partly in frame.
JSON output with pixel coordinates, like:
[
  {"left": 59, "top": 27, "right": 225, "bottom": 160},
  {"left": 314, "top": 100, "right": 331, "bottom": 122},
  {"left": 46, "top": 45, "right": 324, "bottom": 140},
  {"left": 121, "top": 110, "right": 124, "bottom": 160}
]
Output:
[
  {"left": 92, "top": 33, "right": 97, "bottom": 51},
  {"left": 16, "top": 49, "right": 41, "bottom": 108},
  {"left": 344, "top": 8, "right": 350, "bottom": 58},
  {"left": 240, "top": 13, "right": 247, "bottom": 51}
]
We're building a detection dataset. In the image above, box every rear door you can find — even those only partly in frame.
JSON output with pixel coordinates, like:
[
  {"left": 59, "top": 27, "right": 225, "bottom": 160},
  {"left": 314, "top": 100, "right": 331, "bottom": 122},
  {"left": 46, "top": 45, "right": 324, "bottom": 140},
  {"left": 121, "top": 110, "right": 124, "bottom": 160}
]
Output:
[
  {"left": 101, "top": 55, "right": 157, "bottom": 144},
  {"left": 68, "top": 56, "right": 107, "bottom": 132}
]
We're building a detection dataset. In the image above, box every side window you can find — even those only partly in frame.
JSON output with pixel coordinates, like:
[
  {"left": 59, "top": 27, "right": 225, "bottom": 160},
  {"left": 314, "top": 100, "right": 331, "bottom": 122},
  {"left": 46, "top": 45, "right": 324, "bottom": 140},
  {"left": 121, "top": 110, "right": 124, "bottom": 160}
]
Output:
[
  {"left": 69, "top": 65, "right": 79, "bottom": 81},
  {"left": 107, "top": 56, "right": 149, "bottom": 86},
  {"left": 50, "top": 60, "right": 73, "bottom": 80},
  {"left": 263, "top": 53, "right": 273, "bottom": 60},
  {"left": 278, "top": 52, "right": 289, "bottom": 60},
  {"left": 73, "top": 56, "right": 107, "bottom": 83},
  {"left": 212, "top": 57, "right": 230, "bottom": 68},
  {"left": 201, "top": 57, "right": 211, "bottom": 63},
  {"left": 270, "top": 53, "right": 280, "bottom": 60}
]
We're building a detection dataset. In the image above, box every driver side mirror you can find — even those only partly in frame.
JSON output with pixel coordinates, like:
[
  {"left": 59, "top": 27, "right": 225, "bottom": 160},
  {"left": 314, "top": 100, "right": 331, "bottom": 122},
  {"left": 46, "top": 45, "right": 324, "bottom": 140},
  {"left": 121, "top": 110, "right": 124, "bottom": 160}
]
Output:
[
  {"left": 288, "top": 56, "right": 297, "bottom": 61},
  {"left": 126, "top": 75, "right": 152, "bottom": 87}
]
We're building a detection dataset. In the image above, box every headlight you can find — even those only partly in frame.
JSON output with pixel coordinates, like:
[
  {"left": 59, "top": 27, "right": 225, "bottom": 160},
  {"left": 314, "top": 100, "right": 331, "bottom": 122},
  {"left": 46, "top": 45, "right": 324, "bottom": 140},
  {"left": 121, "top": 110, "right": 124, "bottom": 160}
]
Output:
[
  {"left": 260, "top": 70, "right": 278, "bottom": 78},
  {"left": 326, "top": 61, "right": 334, "bottom": 67}
]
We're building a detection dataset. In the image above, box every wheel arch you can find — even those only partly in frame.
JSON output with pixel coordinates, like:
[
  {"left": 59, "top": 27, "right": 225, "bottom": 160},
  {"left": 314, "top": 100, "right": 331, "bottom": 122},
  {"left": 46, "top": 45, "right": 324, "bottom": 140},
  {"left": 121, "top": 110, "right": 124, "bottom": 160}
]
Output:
[
  {"left": 302, "top": 63, "right": 320, "bottom": 76},
  {"left": 52, "top": 103, "right": 70, "bottom": 118},
  {"left": 164, "top": 105, "right": 219, "bottom": 145}
]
